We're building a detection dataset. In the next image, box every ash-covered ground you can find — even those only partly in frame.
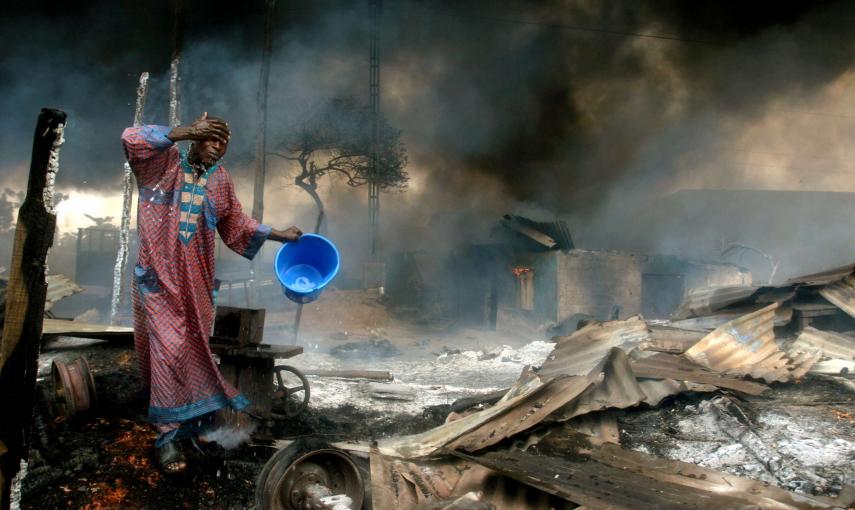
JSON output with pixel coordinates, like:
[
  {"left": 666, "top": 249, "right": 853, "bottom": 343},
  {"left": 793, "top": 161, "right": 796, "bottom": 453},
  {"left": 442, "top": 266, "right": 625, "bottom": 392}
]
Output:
[{"left": 18, "top": 290, "right": 855, "bottom": 508}]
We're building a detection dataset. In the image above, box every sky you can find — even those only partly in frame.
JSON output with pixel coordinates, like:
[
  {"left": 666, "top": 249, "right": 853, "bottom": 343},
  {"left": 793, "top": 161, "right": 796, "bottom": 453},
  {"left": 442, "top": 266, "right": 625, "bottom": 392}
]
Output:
[{"left": 3, "top": 0, "right": 855, "bottom": 279}]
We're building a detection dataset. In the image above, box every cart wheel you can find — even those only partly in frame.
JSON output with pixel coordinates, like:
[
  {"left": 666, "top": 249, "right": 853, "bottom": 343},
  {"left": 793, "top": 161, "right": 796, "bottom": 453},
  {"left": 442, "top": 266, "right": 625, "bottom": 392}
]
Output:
[
  {"left": 256, "top": 438, "right": 365, "bottom": 510},
  {"left": 271, "top": 365, "right": 310, "bottom": 419}
]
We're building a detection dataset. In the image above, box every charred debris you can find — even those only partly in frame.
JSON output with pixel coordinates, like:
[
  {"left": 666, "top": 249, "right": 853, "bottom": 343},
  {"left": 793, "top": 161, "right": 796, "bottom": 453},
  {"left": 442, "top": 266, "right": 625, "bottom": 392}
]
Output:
[{"left": 1, "top": 209, "right": 852, "bottom": 509}]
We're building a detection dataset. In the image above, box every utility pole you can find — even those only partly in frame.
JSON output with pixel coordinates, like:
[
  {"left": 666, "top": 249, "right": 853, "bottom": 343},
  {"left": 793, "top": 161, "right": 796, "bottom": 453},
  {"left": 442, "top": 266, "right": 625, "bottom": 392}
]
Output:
[
  {"left": 368, "top": 0, "right": 381, "bottom": 260},
  {"left": 364, "top": 0, "right": 384, "bottom": 289},
  {"left": 253, "top": 0, "right": 276, "bottom": 223}
]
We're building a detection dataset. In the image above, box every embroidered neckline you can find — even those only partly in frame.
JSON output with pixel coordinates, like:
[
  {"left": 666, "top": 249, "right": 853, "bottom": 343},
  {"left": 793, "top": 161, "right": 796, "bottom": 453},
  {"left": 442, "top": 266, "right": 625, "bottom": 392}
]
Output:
[{"left": 178, "top": 151, "right": 218, "bottom": 245}]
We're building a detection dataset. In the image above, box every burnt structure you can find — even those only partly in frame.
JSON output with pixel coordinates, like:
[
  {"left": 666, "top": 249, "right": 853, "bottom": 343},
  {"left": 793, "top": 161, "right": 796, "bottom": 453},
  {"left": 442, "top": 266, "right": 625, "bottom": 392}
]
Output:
[{"left": 386, "top": 215, "right": 749, "bottom": 332}]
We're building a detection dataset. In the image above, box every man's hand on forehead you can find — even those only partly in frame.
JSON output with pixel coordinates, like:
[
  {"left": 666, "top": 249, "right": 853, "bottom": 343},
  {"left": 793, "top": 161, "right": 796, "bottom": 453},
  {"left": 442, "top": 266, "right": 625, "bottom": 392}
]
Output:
[
  {"left": 166, "top": 112, "right": 231, "bottom": 146},
  {"left": 188, "top": 112, "right": 230, "bottom": 144}
]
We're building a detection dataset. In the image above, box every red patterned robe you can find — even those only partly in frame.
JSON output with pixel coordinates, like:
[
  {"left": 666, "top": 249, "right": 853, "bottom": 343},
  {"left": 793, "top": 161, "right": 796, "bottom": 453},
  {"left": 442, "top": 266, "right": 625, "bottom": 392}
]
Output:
[{"left": 122, "top": 125, "right": 270, "bottom": 445}]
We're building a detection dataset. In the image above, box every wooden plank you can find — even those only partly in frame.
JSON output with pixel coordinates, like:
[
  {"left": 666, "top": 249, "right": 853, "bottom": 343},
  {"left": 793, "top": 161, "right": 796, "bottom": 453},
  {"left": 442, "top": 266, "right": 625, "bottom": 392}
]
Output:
[
  {"left": 0, "top": 108, "right": 66, "bottom": 510},
  {"left": 41, "top": 318, "right": 134, "bottom": 340},
  {"left": 301, "top": 369, "right": 392, "bottom": 381}
]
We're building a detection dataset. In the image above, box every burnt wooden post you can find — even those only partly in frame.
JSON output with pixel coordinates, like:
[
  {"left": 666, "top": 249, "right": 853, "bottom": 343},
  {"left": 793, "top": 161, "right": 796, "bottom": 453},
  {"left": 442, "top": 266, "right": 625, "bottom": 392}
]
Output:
[{"left": 0, "top": 108, "right": 66, "bottom": 509}]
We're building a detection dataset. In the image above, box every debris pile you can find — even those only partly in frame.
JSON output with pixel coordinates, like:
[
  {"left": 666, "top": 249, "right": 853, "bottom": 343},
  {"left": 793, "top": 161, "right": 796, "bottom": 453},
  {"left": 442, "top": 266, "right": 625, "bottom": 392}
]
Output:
[{"left": 260, "top": 264, "right": 855, "bottom": 509}]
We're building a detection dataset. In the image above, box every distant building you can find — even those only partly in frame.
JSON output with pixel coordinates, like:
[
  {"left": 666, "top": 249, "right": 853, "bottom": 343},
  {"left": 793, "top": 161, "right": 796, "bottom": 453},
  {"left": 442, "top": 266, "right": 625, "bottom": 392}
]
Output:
[{"left": 386, "top": 215, "right": 750, "bottom": 332}]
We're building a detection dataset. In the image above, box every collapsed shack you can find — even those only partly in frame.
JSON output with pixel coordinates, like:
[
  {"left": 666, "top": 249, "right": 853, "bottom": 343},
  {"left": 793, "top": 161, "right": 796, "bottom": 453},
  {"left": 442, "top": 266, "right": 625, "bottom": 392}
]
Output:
[{"left": 257, "top": 284, "right": 854, "bottom": 508}]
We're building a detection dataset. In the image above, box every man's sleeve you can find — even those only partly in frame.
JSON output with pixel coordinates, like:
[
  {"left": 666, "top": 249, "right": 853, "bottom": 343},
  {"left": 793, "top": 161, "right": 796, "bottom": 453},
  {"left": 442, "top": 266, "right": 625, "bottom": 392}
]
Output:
[
  {"left": 121, "top": 125, "right": 176, "bottom": 185},
  {"left": 214, "top": 170, "right": 271, "bottom": 260}
]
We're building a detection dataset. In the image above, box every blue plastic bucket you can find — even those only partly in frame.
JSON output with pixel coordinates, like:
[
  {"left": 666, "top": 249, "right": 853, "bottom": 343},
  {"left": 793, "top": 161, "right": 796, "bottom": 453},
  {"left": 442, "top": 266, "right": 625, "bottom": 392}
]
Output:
[{"left": 274, "top": 234, "right": 340, "bottom": 304}]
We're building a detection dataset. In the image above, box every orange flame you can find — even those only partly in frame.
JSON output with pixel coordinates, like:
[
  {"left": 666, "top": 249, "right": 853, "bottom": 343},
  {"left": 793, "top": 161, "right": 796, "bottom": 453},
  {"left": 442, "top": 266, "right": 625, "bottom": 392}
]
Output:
[{"left": 511, "top": 266, "right": 533, "bottom": 277}]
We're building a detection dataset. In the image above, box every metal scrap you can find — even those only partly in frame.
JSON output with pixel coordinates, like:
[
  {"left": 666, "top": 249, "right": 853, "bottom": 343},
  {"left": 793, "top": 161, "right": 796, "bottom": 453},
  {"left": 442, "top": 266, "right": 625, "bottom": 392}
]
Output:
[
  {"left": 785, "top": 262, "right": 855, "bottom": 286},
  {"left": 683, "top": 303, "right": 819, "bottom": 383},
  {"left": 540, "top": 317, "right": 650, "bottom": 378},
  {"left": 819, "top": 274, "right": 855, "bottom": 320},
  {"left": 671, "top": 285, "right": 760, "bottom": 320},
  {"left": 377, "top": 370, "right": 592, "bottom": 458},
  {"left": 500, "top": 215, "right": 557, "bottom": 249},
  {"left": 451, "top": 432, "right": 845, "bottom": 510},
  {"left": 631, "top": 352, "right": 770, "bottom": 395},
  {"left": 547, "top": 348, "right": 647, "bottom": 422},
  {"left": 44, "top": 274, "right": 83, "bottom": 311},
  {"left": 500, "top": 214, "right": 574, "bottom": 250}
]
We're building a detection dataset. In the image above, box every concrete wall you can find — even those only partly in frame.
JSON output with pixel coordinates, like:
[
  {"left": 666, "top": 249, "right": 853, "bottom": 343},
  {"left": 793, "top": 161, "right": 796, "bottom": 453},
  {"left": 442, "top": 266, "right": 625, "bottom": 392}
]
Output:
[
  {"left": 495, "top": 249, "right": 751, "bottom": 330},
  {"left": 555, "top": 250, "right": 644, "bottom": 323}
]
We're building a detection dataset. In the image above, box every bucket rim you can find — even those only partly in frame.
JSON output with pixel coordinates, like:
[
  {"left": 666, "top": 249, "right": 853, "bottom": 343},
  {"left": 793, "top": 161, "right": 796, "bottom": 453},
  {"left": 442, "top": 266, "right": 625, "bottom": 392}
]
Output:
[{"left": 274, "top": 233, "right": 340, "bottom": 294}]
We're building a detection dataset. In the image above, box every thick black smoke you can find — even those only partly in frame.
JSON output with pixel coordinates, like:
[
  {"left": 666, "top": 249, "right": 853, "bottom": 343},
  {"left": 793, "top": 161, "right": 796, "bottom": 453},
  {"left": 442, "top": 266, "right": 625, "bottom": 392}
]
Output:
[{"left": 2, "top": 1, "right": 855, "bottom": 279}]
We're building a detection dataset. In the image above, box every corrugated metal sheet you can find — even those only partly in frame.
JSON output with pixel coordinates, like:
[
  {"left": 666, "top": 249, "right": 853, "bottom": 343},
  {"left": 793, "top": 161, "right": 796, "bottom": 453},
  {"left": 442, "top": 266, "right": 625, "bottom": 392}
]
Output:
[
  {"left": 785, "top": 261, "right": 855, "bottom": 286},
  {"left": 791, "top": 327, "right": 855, "bottom": 361},
  {"left": 631, "top": 353, "right": 769, "bottom": 395},
  {"left": 819, "top": 274, "right": 855, "bottom": 319},
  {"left": 44, "top": 274, "right": 83, "bottom": 311},
  {"left": 548, "top": 348, "right": 648, "bottom": 422},
  {"left": 670, "top": 301, "right": 793, "bottom": 330},
  {"left": 453, "top": 434, "right": 842, "bottom": 510},
  {"left": 369, "top": 454, "right": 561, "bottom": 510},
  {"left": 447, "top": 375, "right": 592, "bottom": 452},
  {"left": 636, "top": 379, "right": 718, "bottom": 407},
  {"left": 683, "top": 303, "right": 818, "bottom": 383},
  {"left": 670, "top": 285, "right": 760, "bottom": 320},
  {"left": 540, "top": 317, "right": 650, "bottom": 378},
  {"left": 502, "top": 214, "right": 574, "bottom": 250},
  {"left": 645, "top": 325, "right": 706, "bottom": 353},
  {"left": 377, "top": 372, "right": 592, "bottom": 458}
]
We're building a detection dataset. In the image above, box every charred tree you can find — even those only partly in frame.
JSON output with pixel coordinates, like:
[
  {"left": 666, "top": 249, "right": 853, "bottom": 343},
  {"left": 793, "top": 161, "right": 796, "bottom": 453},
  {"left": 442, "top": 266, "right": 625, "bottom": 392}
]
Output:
[
  {"left": 270, "top": 98, "right": 408, "bottom": 235},
  {"left": 0, "top": 108, "right": 66, "bottom": 509}
]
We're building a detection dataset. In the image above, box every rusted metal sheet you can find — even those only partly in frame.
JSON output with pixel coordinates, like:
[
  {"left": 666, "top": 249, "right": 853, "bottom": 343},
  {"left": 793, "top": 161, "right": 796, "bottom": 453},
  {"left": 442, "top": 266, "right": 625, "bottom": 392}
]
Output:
[
  {"left": 548, "top": 348, "right": 647, "bottom": 422},
  {"left": 819, "top": 274, "right": 855, "bottom": 319},
  {"left": 670, "top": 301, "right": 793, "bottom": 331},
  {"left": 631, "top": 353, "right": 769, "bottom": 395},
  {"left": 376, "top": 371, "right": 580, "bottom": 458},
  {"left": 671, "top": 285, "right": 760, "bottom": 320},
  {"left": 792, "top": 327, "right": 855, "bottom": 361},
  {"left": 44, "top": 274, "right": 82, "bottom": 311},
  {"left": 566, "top": 411, "right": 620, "bottom": 444},
  {"left": 501, "top": 214, "right": 574, "bottom": 250},
  {"left": 540, "top": 317, "right": 650, "bottom": 379},
  {"left": 453, "top": 433, "right": 843, "bottom": 510},
  {"left": 636, "top": 378, "right": 718, "bottom": 406},
  {"left": 645, "top": 325, "right": 706, "bottom": 353},
  {"left": 683, "top": 303, "right": 812, "bottom": 383},
  {"left": 785, "top": 262, "right": 855, "bottom": 286},
  {"left": 380, "top": 372, "right": 592, "bottom": 457},
  {"left": 500, "top": 215, "right": 557, "bottom": 249},
  {"left": 370, "top": 454, "right": 563, "bottom": 510}
]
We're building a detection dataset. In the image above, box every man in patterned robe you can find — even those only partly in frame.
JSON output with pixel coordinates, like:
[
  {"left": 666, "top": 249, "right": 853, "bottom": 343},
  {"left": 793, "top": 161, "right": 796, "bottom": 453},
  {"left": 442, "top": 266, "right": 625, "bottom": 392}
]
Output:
[{"left": 122, "top": 113, "right": 301, "bottom": 472}]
